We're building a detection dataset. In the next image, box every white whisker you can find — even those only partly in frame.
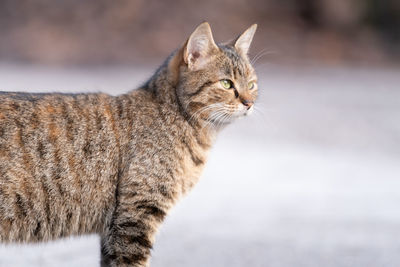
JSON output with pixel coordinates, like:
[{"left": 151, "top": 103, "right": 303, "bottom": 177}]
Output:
[{"left": 251, "top": 49, "right": 277, "bottom": 65}]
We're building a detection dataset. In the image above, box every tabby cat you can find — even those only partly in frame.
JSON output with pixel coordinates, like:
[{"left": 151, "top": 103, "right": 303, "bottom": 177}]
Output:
[{"left": 0, "top": 22, "right": 258, "bottom": 266}]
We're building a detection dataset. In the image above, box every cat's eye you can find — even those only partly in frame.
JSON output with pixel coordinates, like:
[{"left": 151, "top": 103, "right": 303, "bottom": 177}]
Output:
[
  {"left": 220, "top": 79, "right": 233, "bottom": 89},
  {"left": 248, "top": 81, "right": 255, "bottom": 90}
]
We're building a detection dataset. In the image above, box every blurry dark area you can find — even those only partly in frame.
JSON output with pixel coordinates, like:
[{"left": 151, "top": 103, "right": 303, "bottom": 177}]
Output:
[{"left": 0, "top": 0, "right": 399, "bottom": 65}]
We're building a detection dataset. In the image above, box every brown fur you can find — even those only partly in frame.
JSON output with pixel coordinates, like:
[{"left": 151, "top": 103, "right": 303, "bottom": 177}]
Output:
[{"left": 0, "top": 23, "right": 258, "bottom": 266}]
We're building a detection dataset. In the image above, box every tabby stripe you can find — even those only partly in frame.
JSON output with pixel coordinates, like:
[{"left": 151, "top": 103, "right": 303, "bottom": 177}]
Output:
[
  {"left": 105, "top": 102, "right": 120, "bottom": 146},
  {"left": 36, "top": 126, "right": 52, "bottom": 227},
  {"left": 117, "top": 220, "right": 147, "bottom": 231},
  {"left": 158, "top": 184, "right": 173, "bottom": 198},
  {"left": 52, "top": 129, "right": 67, "bottom": 200},
  {"left": 63, "top": 101, "right": 75, "bottom": 142},
  {"left": 116, "top": 97, "right": 124, "bottom": 119},
  {"left": 82, "top": 99, "right": 92, "bottom": 158},
  {"left": 187, "top": 80, "right": 213, "bottom": 97},
  {"left": 15, "top": 117, "right": 36, "bottom": 216},
  {"left": 63, "top": 100, "right": 82, "bottom": 201},
  {"left": 42, "top": 109, "right": 64, "bottom": 215},
  {"left": 135, "top": 203, "right": 166, "bottom": 221},
  {"left": 126, "top": 96, "right": 134, "bottom": 134},
  {"left": 122, "top": 256, "right": 133, "bottom": 264},
  {"left": 237, "top": 66, "right": 243, "bottom": 76},
  {"left": 37, "top": 141, "right": 45, "bottom": 159},
  {"left": 233, "top": 64, "right": 238, "bottom": 80},
  {"left": 33, "top": 222, "right": 41, "bottom": 237},
  {"left": 122, "top": 253, "right": 148, "bottom": 265},
  {"left": 96, "top": 108, "right": 103, "bottom": 132},
  {"left": 15, "top": 193, "right": 27, "bottom": 217},
  {"left": 31, "top": 111, "right": 39, "bottom": 130},
  {"left": 125, "top": 233, "right": 152, "bottom": 248}
]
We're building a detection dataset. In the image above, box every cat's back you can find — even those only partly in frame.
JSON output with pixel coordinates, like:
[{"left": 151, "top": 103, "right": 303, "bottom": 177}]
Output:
[{"left": 0, "top": 91, "right": 121, "bottom": 242}]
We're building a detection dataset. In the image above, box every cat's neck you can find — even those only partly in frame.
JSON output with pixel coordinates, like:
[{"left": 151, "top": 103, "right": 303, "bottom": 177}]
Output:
[
  {"left": 143, "top": 62, "right": 177, "bottom": 106},
  {"left": 142, "top": 49, "right": 182, "bottom": 102},
  {"left": 139, "top": 53, "right": 217, "bottom": 146}
]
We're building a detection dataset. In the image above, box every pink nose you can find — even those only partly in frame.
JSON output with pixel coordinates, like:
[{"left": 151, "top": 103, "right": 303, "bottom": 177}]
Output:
[{"left": 241, "top": 99, "right": 254, "bottom": 109}]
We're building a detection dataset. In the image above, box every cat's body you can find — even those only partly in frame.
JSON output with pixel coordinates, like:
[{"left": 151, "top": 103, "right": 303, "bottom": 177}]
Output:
[{"left": 0, "top": 23, "right": 258, "bottom": 266}]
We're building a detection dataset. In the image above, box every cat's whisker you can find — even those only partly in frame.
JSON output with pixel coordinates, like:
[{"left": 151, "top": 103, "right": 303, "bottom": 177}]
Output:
[
  {"left": 189, "top": 103, "right": 221, "bottom": 120},
  {"left": 253, "top": 105, "right": 266, "bottom": 116},
  {"left": 250, "top": 48, "right": 268, "bottom": 65},
  {"left": 208, "top": 109, "right": 225, "bottom": 124},
  {"left": 222, "top": 112, "right": 234, "bottom": 128},
  {"left": 251, "top": 49, "right": 276, "bottom": 65},
  {"left": 215, "top": 108, "right": 234, "bottom": 129},
  {"left": 218, "top": 113, "right": 230, "bottom": 128},
  {"left": 201, "top": 116, "right": 217, "bottom": 132},
  {"left": 195, "top": 103, "right": 224, "bottom": 116},
  {"left": 188, "top": 103, "right": 224, "bottom": 123},
  {"left": 200, "top": 109, "right": 222, "bottom": 132},
  {"left": 206, "top": 109, "right": 228, "bottom": 130}
]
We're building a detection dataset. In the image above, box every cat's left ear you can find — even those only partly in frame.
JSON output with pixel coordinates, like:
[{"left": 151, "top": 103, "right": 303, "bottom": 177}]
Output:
[
  {"left": 234, "top": 24, "right": 257, "bottom": 55},
  {"left": 184, "top": 22, "right": 218, "bottom": 71}
]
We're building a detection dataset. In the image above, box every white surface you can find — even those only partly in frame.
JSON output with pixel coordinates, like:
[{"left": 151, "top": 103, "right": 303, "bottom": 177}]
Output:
[
  {"left": 0, "top": 235, "right": 100, "bottom": 267},
  {"left": 0, "top": 63, "right": 399, "bottom": 267}
]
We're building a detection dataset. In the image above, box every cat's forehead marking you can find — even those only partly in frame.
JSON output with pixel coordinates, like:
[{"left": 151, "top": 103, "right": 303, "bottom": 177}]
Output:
[{"left": 220, "top": 45, "right": 250, "bottom": 79}]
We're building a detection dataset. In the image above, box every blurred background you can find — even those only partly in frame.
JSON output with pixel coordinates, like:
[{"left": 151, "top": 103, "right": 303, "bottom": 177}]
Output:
[
  {"left": 0, "top": 1, "right": 400, "bottom": 267},
  {"left": 0, "top": 0, "right": 399, "bottom": 65}
]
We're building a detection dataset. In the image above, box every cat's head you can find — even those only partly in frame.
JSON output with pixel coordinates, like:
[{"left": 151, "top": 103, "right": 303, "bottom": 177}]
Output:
[{"left": 171, "top": 22, "right": 258, "bottom": 129}]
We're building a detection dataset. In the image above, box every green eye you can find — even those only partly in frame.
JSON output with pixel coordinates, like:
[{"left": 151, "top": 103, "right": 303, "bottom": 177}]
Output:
[
  {"left": 248, "top": 81, "right": 255, "bottom": 90},
  {"left": 220, "top": 79, "right": 233, "bottom": 89}
]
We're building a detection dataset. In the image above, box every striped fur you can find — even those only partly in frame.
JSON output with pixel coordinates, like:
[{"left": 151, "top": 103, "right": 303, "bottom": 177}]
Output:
[{"left": 0, "top": 22, "right": 257, "bottom": 266}]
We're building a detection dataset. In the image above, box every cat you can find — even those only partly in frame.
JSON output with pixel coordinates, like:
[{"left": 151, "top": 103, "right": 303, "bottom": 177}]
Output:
[{"left": 0, "top": 22, "right": 258, "bottom": 267}]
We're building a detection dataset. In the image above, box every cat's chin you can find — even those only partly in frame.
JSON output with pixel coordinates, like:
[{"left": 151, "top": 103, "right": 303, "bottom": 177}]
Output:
[
  {"left": 233, "top": 107, "right": 254, "bottom": 119},
  {"left": 245, "top": 106, "right": 254, "bottom": 116}
]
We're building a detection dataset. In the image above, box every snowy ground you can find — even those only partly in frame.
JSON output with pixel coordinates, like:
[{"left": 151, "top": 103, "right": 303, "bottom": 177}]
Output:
[{"left": 0, "top": 63, "right": 399, "bottom": 267}]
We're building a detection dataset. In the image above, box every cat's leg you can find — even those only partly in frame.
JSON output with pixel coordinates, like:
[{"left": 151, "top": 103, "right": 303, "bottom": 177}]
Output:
[{"left": 100, "top": 190, "right": 170, "bottom": 267}]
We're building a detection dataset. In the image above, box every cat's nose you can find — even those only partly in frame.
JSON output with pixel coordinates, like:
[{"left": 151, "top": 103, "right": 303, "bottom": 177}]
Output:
[{"left": 241, "top": 99, "right": 254, "bottom": 109}]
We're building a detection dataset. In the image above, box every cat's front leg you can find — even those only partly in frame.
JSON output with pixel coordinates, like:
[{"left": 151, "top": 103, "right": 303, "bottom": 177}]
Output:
[{"left": 100, "top": 190, "right": 169, "bottom": 267}]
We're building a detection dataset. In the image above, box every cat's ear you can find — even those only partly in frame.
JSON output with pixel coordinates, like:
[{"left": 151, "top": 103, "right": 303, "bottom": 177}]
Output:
[
  {"left": 234, "top": 24, "right": 257, "bottom": 55},
  {"left": 184, "top": 22, "right": 218, "bottom": 71}
]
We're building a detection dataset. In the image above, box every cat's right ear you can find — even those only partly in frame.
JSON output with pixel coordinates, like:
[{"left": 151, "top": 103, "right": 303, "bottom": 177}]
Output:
[{"left": 184, "top": 22, "right": 218, "bottom": 71}]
